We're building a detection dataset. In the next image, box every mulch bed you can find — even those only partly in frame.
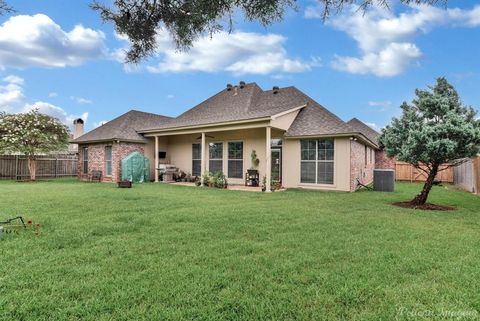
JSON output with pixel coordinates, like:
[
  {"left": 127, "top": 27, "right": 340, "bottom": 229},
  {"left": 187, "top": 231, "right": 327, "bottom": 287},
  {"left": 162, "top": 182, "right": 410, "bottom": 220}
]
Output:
[{"left": 392, "top": 201, "right": 455, "bottom": 211}]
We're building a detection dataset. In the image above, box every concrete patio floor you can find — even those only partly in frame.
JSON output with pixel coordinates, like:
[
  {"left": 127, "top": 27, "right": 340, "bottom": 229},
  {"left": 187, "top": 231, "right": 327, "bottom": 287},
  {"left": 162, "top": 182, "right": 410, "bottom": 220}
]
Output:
[{"left": 168, "top": 182, "right": 271, "bottom": 192}]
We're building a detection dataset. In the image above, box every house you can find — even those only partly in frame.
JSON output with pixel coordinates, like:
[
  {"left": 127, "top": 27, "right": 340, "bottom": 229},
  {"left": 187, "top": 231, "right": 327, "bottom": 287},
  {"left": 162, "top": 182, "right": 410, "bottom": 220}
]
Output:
[{"left": 72, "top": 82, "right": 393, "bottom": 191}]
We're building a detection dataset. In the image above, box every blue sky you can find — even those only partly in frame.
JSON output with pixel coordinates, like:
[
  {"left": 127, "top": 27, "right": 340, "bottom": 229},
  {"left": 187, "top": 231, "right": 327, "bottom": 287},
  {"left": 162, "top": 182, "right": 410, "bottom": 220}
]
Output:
[{"left": 1, "top": 0, "right": 479, "bottom": 131}]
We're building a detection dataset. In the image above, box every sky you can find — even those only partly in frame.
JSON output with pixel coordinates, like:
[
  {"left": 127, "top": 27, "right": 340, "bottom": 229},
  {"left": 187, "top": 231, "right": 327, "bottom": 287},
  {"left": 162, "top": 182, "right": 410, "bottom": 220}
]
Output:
[{"left": 0, "top": 0, "right": 479, "bottom": 132}]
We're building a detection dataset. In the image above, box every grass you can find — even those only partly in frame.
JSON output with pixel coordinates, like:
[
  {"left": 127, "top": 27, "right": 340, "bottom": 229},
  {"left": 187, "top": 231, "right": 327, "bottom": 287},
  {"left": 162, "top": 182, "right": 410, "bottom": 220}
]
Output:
[{"left": 0, "top": 179, "right": 479, "bottom": 321}]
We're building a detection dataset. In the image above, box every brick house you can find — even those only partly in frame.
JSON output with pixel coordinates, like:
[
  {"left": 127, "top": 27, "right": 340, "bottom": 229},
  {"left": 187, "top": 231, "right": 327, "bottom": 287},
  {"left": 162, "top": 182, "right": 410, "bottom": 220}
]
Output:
[{"left": 72, "top": 82, "right": 394, "bottom": 191}]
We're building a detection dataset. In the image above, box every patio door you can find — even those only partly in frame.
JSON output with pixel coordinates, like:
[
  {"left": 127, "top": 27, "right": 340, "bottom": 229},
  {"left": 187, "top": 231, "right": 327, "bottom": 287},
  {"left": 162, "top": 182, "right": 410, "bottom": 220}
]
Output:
[{"left": 271, "top": 148, "right": 282, "bottom": 182}]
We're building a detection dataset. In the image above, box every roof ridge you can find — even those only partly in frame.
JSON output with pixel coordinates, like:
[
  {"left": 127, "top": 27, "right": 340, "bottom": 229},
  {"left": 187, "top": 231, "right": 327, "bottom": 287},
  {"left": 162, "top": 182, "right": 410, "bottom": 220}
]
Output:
[{"left": 128, "top": 109, "right": 173, "bottom": 118}]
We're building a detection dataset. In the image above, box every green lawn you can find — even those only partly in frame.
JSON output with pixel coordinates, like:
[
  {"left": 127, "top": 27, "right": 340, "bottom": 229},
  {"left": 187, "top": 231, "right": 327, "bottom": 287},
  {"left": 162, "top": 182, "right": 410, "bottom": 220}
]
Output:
[{"left": 0, "top": 180, "right": 479, "bottom": 321}]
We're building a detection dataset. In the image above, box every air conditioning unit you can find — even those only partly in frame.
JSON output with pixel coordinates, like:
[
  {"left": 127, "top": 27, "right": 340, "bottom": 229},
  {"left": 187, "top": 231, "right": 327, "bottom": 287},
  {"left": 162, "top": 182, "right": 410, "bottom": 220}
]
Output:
[{"left": 373, "top": 169, "right": 395, "bottom": 192}]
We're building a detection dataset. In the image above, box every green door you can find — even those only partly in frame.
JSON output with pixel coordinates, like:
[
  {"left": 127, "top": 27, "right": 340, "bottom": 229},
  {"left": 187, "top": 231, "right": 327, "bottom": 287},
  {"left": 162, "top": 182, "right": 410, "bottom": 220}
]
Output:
[{"left": 271, "top": 148, "right": 281, "bottom": 182}]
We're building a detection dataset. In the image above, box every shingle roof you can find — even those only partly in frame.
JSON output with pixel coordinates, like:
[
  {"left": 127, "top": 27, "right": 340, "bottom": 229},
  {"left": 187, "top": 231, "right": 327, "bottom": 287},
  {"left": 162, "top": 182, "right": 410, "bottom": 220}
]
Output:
[
  {"left": 74, "top": 84, "right": 380, "bottom": 147},
  {"left": 284, "top": 94, "right": 354, "bottom": 137},
  {"left": 139, "top": 83, "right": 310, "bottom": 131},
  {"left": 347, "top": 118, "right": 380, "bottom": 146},
  {"left": 72, "top": 110, "right": 172, "bottom": 143}
]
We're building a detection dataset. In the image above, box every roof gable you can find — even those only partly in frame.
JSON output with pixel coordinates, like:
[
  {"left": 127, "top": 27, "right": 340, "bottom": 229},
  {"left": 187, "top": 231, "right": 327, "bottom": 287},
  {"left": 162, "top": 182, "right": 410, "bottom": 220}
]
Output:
[
  {"left": 347, "top": 118, "right": 380, "bottom": 146},
  {"left": 139, "top": 83, "right": 310, "bottom": 131}
]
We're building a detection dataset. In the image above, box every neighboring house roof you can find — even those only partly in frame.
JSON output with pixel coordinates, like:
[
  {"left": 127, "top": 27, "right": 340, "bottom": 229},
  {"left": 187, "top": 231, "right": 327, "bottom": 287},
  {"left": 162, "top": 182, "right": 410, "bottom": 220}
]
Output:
[
  {"left": 139, "top": 83, "right": 310, "bottom": 132},
  {"left": 347, "top": 118, "right": 380, "bottom": 146},
  {"left": 72, "top": 110, "right": 172, "bottom": 144}
]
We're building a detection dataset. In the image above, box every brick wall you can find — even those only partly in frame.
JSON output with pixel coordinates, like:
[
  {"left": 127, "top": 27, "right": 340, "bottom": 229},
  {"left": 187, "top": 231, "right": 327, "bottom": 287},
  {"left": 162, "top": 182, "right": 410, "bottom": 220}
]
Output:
[
  {"left": 350, "top": 140, "right": 374, "bottom": 191},
  {"left": 112, "top": 142, "right": 144, "bottom": 182},
  {"left": 375, "top": 150, "right": 396, "bottom": 169},
  {"left": 77, "top": 142, "right": 144, "bottom": 182}
]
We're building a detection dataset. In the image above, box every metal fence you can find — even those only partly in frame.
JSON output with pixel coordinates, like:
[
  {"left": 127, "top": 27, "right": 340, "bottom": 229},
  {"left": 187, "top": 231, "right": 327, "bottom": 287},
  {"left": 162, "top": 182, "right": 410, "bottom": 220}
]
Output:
[{"left": 0, "top": 154, "right": 78, "bottom": 180}]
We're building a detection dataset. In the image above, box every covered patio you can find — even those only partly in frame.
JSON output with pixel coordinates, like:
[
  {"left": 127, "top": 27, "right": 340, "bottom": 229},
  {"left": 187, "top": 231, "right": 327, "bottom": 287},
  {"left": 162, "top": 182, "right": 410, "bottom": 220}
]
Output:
[{"left": 144, "top": 120, "right": 288, "bottom": 192}]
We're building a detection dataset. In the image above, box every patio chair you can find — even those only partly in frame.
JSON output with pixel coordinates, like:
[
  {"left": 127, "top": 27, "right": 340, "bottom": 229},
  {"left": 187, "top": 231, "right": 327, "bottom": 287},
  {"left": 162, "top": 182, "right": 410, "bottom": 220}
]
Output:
[{"left": 91, "top": 170, "right": 102, "bottom": 182}]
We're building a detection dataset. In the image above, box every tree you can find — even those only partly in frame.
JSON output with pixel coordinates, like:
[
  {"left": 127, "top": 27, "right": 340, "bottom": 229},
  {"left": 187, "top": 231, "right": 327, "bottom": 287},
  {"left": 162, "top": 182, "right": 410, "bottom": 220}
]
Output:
[
  {"left": 0, "top": 0, "right": 13, "bottom": 15},
  {"left": 380, "top": 78, "right": 480, "bottom": 206},
  {"left": 0, "top": 110, "right": 70, "bottom": 181},
  {"left": 91, "top": 0, "right": 446, "bottom": 63}
]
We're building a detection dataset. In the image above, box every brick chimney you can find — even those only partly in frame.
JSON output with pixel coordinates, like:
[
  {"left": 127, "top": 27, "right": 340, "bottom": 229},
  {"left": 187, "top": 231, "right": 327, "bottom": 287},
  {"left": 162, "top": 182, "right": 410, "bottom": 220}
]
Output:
[{"left": 73, "top": 118, "right": 84, "bottom": 139}]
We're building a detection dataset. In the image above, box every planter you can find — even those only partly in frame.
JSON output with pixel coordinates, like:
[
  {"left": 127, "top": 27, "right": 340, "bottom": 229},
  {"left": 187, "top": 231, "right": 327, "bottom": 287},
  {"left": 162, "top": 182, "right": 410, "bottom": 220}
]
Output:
[{"left": 117, "top": 181, "right": 132, "bottom": 188}]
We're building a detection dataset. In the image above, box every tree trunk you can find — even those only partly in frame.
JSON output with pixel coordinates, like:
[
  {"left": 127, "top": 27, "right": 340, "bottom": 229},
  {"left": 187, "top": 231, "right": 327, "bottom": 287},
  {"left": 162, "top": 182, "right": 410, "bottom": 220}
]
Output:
[
  {"left": 27, "top": 156, "right": 36, "bottom": 181},
  {"left": 410, "top": 163, "right": 440, "bottom": 206}
]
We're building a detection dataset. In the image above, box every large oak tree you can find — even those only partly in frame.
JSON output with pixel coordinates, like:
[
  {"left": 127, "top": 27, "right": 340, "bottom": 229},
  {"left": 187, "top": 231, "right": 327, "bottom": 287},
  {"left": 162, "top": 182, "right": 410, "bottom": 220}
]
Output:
[{"left": 91, "top": 0, "right": 446, "bottom": 63}]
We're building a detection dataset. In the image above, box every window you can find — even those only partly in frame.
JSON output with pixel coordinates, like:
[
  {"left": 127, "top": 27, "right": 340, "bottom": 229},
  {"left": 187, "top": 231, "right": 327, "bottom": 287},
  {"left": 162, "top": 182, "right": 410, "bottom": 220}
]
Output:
[
  {"left": 209, "top": 142, "right": 223, "bottom": 173},
  {"left": 228, "top": 142, "right": 243, "bottom": 178},
  {"left": 365, "top": 145, "right": 368, "bottom": 165},
  {"left": 82, "top": 147, "right": 88, "bottom": 174},
  {"left": 192, "top": 144, "right": 201, "bottom": 176},
  {"left": 300, "top": 139, "right": 334, "bottom": 184},
  {"left": 271, "top": 138, "right": 282, "bottom": 147},
  {"left": 105, "top": 146, "right": 112, "bottom": 176}
]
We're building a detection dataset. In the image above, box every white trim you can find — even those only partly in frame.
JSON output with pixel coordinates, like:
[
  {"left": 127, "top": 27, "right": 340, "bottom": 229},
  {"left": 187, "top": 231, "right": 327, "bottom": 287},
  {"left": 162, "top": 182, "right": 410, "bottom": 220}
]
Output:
[
  {"left": 299, "top": 138, "right": 335, "bottom": 186},
  {"left": 140, "top": 117, "right": 271, "bottom": 134},
  {"left": 286, "top": 133, "right": 379, "bottom": 149},
  {"left": 271, "top": 104, "right": 307, "bottom": 120}
]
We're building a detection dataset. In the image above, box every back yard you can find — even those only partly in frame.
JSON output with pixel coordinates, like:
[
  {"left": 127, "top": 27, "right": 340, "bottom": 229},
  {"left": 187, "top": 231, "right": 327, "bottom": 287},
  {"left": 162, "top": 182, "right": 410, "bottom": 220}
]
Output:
[{"left": 0, "top": 180, "right": 479, "bottom": 321}]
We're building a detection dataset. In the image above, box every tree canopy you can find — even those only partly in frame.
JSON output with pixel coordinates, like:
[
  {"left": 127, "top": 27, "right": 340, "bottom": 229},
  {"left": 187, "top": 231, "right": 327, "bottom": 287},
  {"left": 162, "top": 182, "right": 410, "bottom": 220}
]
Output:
[
  {"left": 0, "top": 0, "right": 13, "bottom": 15},
  {"left": 91, "top": 0, "right": 446, "bottom": 63},
  {"left": 380, "top": 78, "right": 480, "bottom": 205},
  {"left": 0, "top": 110, "right": 70, "bottom": 180}
]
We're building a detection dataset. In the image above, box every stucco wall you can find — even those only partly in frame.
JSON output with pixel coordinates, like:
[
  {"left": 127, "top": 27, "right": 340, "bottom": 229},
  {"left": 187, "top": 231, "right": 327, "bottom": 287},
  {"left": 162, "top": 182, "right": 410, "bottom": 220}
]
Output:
[
  {"left": 165, "top": 128, "right": 268, "bottom": 185},
  {"left": 350, "top": 140, "right": 374, "bottom": 191},
  {"left": 282, "top": 137, "right": 351, "bottom": 191}
]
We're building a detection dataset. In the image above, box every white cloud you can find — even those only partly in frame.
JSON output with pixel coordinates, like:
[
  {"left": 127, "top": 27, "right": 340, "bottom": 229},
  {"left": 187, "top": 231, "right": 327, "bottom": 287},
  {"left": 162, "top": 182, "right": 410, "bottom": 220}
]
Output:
[
  {"left": 93, "top": 120, "right": 107, "bottom": 128},
  {"left": 332, "top": 42, "right": 422, "bottom": 77},
  {"left": 23, "top": 102, "right": 88, "bottom": 128},
  {"left": 0, "top": 14, "right": 106, "bottom": 69},
  {"left": 166, "top": 94, "right": 174, "bottom": 99},
  {"left": 368, "top": 100, "right": 392, "bottom": 108},
  {"left": 305, "top": 4, "right": 480, "bottom": 76},
  {"left": 3, "top": 75, "right": 24, "bottom": 85},
  {"left": 365, "top": 122, "right": 383, "bottom": 131},
  {"left": 48, "top": 92, "right": 58, "bottom": 97},
  {"left": 0, "top": 75, "right": 87, "bottom": 128},
  {"left": 70, "top": 96, "right": 92, "bottom": 104},
  {"left": 115, "top": 30, "right": 319, "bottom": 75},
  {"left": 0, "top": 75, "right": 25, "bottom": 111}
]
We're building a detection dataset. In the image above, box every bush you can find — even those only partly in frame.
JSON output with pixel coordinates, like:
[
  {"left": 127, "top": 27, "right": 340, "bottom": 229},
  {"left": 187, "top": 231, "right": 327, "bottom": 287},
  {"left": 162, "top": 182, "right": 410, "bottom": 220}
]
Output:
[
  {"left": 213, "top": 172, "right": 227, "bottom": 189},
  {"left": 199, "top": 172, "right": 227, "bottom": 188}
]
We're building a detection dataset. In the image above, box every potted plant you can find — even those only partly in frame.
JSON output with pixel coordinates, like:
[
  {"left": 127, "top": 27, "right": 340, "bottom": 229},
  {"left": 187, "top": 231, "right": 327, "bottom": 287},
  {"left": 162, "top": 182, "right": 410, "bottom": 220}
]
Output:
[
  {"left": 202, "top": 172, "right": 211, "bottom": 187},
  {"left": 250, "top": 150, "right": 260, "bottom": 169},
  {"left": 213, "top": 172, "right": 228, "bottom": 189},
  {"left": 261, "top": 176, "right": 267, "bottom": 192},
  {"left": 194, "top": 176, "right": 201, "bottom": 186}
]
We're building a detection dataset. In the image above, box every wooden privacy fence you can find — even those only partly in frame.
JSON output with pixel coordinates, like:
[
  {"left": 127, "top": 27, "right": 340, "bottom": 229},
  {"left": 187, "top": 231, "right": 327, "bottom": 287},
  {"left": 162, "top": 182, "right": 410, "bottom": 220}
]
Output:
[
  {"left": 0, "top": 154, "right": 78, "bottom": 180},
  {"left": 395, "top": 161, "right": 454, "bottom": 183}
]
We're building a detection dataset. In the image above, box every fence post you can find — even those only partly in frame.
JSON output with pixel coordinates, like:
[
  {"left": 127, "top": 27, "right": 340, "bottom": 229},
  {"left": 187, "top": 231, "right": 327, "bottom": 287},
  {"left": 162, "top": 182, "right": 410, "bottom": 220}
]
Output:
[
  {"left": 55, "top": 156, "right": 58, "bottom": 178},
  {"left": 14, "top": 155, "right": 18, "bottom": 181}
]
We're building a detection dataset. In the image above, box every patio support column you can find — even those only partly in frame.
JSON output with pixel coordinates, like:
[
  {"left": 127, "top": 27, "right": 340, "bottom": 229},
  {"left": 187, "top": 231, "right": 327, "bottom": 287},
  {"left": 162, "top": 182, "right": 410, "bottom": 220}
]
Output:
[
  {"left": 265, "top": 126, "right": 271, "bottom": 192},
  {"left": 201, "top": 132, "right": 206, "bottom": 182},
  {"left": 154, "top": 135, "right": 159, "bottom": 182}
]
